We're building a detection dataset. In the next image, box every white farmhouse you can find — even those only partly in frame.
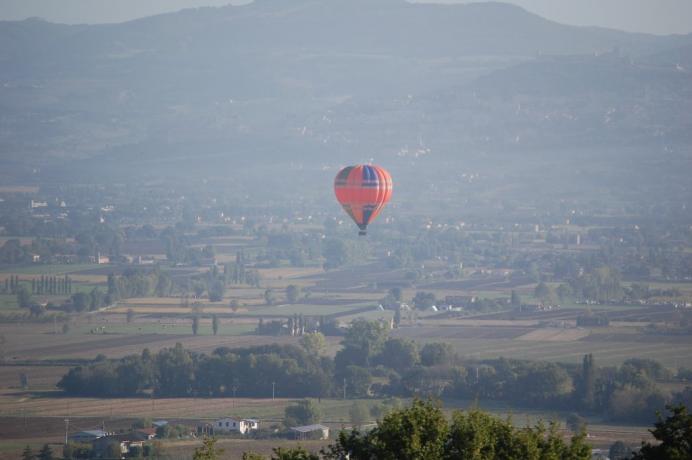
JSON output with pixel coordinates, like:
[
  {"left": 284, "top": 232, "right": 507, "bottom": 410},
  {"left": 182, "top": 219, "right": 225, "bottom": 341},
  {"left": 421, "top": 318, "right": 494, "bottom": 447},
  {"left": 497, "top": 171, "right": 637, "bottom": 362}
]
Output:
[{"left": 214, "top": 417, "right": 258, "bottom": 435}]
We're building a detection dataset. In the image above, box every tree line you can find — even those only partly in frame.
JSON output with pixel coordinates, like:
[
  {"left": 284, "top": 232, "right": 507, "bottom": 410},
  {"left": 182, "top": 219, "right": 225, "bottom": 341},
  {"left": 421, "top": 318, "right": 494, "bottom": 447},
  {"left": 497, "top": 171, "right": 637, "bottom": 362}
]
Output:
[
  {"left": 57, "top": 320, "right": 692, "bottom": 424},
  {"left": 58, "top": 343, "right": 332, "bottom": 398}
]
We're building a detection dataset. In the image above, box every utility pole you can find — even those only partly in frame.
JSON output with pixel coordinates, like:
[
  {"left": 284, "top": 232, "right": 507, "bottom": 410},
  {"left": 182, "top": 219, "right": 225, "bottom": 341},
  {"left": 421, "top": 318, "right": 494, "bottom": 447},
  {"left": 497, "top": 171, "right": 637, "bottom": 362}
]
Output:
[
  {"left": 272, "top": 382, "right": 275, "bottom": 401},
  {"left": 64, "top": 418, "right": 69, "bottom": 445},
  {"left": 343, "top": 378, "right": 346, "bottom": 400}
]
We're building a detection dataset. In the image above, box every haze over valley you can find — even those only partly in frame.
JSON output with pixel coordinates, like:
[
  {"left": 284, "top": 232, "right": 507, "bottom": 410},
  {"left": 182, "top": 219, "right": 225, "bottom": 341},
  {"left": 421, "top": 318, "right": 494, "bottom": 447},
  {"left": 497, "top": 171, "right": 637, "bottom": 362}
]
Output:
[{"left": 0, "top": 1, "right": 691, "bottom": 459}]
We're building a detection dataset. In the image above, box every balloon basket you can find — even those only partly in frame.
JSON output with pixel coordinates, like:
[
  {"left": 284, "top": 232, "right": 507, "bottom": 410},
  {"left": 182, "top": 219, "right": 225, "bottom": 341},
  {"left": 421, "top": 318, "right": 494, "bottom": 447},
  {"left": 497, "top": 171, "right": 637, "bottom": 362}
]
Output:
[{"left": 358, "top": 231, "right": 367, "bottom": 236}]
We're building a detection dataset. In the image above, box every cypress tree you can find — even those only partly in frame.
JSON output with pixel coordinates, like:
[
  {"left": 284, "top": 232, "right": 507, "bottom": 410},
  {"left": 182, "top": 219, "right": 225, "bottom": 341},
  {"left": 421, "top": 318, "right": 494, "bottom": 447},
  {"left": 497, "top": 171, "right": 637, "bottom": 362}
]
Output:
[
  {"left": 580, "top": 353, "right": 595, "bottom": 410},
  {"left": 192, "top": 316, "right": 199, "bottom": 336},
  {"left": 37, "top": 444, "right": 53, "bottom": 460},
  {"left": 21, "top": 445, "right": 34, "bottom": 460}
]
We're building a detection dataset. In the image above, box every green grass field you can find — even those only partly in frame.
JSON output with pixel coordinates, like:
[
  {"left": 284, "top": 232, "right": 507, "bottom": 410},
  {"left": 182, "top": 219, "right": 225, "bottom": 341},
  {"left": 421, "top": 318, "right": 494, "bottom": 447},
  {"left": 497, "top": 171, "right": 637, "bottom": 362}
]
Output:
[
  {"left": 439, "top": 337, "right": 692, "bottom": 369},
  {"left": 0, "top": 264, "right": 100, "bottom": 275},
  {"left": 247, "top": 303, "right": 373, "bottom": 317},
  {"left": 0, "top": 294, "right": 20, "bottom": 311},
  {"left": 338, "top": 310, "right": 394, "bottom": 322},
  {"left": 70, "top": 282, "right": 106, "bottom": 294},
  {"left": 0, "top": 282, "right": 102, "bottom": 312},
  {"left": 74, "top": 323, "right": 256, "bottom": 336}
]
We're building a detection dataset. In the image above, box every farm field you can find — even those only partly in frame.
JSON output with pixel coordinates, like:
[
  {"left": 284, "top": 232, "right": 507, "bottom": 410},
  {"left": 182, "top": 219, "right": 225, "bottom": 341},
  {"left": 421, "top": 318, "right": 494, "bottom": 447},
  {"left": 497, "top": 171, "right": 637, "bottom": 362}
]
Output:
[
  {"left": 1, "top": 257, "right": 690, "bottom": 459},
  {"left": 0, "top": 366, "right": 69, "bottom": 390},
  {"left": 0, "top": 264, "right": 100, "bottom": 276},
  {"left": 0, "top": 295, "right": 19, "bottom": 311},
  {"left": 73, "top": 321, "right": 256, "bottom": 336},
  {"left": 0, "top": 391, "right": 649, "bottom": 431},
  {"left": 0, "top": 393, "right": 654, "bottom": 458},
  {"left": 0, "top": 321, "right": 312, "bottom": 360},
  {"left": 5, "top": 324, "right": 690, "bottom": 366},
  {"left": 422, "top": 336, "right": 692, "bottom": 368}
]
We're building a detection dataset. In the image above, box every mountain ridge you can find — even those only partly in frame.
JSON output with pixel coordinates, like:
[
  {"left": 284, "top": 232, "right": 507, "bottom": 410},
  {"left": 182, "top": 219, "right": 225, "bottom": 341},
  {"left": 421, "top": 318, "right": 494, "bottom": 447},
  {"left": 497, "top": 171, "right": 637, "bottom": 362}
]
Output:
[{"left": 0, "top": 1, "right": 690, "bottom": 180}]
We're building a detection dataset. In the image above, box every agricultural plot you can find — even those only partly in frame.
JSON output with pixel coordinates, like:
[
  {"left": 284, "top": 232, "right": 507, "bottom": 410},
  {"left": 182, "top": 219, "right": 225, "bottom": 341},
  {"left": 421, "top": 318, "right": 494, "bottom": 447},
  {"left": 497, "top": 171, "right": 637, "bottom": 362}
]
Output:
[
  {"left": 336, "top": 309, "right": 394, "bottom": 323},
  {"left": 394, "top": 325, "right": 533, "bottom": 341},
  {"left": 0, "top": 366, "right": 69, "bottom": 390},
  {"left": 0, "top": 392, "right": 291, "bottom": 419},
  {"left": 73, "top": 322, "right": 256, "bottom": 337},
  {"left": 0, "top": 394, "right": 384, "bottom": 423},
  {"left": 419, "top": 276, "right": 533, "bottom": 292},
  {"left": 432, "top": 336, "right": 692, "bottom": 368},
  {"left": 256, "top": 266, "right": 325, "bottom": 281},
  {"left": 306, "top": 263, "right": 405, "bottom": 292},
  {"left": 0, "top": 264, "right": 100, "bottom": 275},
  {"left": 1, "top": 328, "right": 305, "bottom": 361},
  {"left": 0, "top": 295, "right": 20, "bottom": 311},
  {"left": 515, "top": 328, "right": 591, "bottom": 342},
  {"left": 164, "top": 439, "right": 329, "bottom": 460},
  {"left": 0, "top": 393, "right": 654, "bottom": 455},
  {"left": 248, "top": 303, "right": 371, "bottom": 317}
]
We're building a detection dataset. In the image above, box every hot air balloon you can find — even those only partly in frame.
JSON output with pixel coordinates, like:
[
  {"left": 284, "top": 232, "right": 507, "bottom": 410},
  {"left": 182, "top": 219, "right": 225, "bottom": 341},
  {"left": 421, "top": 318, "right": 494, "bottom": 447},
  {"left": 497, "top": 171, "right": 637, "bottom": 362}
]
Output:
[{"left": 334, "top": 164, "right": 393, "bottom": 236}]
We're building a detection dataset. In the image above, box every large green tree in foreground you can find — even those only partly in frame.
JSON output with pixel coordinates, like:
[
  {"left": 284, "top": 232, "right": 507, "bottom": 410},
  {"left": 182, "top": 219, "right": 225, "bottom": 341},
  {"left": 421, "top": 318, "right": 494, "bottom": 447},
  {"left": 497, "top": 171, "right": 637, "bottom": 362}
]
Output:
[
  {"left": 245, "top": 400, "right": 592, "bottom": 460},
  {"left": 633, "top": 404, "right": 692, "bottom": 460},
  {"left": 327, "top": 400, "right": 590, "bottom": 460}
]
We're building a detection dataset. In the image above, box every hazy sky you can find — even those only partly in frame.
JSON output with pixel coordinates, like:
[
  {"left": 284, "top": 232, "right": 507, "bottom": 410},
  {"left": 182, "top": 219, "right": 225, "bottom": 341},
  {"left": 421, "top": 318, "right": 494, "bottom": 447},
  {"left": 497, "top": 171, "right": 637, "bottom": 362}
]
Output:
[{"left": 0, "top": 0, "right": 691, "bottom": 35}]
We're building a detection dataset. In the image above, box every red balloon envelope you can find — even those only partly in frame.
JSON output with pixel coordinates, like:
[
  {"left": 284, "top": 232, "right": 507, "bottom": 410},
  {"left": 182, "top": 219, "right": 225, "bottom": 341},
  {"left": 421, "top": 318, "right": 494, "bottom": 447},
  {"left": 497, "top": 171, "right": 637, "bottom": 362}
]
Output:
[{"left": 334, "top": 164, "right": 393, "bottom": 236}]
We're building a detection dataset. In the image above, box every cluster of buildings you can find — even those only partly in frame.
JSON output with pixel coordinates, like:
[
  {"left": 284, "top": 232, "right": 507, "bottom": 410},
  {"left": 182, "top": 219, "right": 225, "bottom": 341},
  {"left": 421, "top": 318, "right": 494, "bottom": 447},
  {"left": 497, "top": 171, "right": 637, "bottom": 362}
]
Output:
[
  {"left": 67, "top": 417, "right": 330, "bottom": 458},
  {"left": 68, "top": 428, "right": 157, "bottom": 458}
]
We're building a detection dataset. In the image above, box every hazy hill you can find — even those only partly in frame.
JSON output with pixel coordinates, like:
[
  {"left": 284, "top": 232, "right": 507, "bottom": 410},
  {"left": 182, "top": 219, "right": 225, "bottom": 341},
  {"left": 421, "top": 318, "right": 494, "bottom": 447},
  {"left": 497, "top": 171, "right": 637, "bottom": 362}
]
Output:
[
  {"left": 0, "top": 0, "right": 690, "bottom": 182},
  {"left": 0, "top": 0, "right": 680, "bottom": 75}
]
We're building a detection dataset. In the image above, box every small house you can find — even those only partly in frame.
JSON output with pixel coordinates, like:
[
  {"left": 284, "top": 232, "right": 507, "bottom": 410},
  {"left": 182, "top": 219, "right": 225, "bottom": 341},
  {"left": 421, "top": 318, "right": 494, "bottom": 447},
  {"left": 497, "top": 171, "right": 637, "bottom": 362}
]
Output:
[
  {"left": 214, "top": 417, "right": 258, "bottom": 434},
  {"left": 69, "top": 430, "right": 109, "bottom": 443},
  {"left": 136, "top": 427, "right": 157, "bottom": 440},
  {"left": 92, "top": 433, "right": 147, "bottom": 459}
]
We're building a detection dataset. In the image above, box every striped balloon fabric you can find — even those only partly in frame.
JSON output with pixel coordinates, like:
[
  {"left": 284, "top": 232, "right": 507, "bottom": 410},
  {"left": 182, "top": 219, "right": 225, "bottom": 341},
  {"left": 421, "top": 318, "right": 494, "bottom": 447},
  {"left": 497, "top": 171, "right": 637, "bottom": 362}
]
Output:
[{"left": 334, "top": 164, "right": 393, "bottom": 236}]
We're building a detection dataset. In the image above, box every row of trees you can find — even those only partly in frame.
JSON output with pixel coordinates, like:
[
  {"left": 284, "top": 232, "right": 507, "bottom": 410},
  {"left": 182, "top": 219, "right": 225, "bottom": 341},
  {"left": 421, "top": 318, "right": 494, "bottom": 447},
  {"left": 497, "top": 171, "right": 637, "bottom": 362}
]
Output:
[
  {"left": 256, "top": 316, "right": 342, "bottom": 337},
  {"left": 21, "top": 444, "right": 54, "bottom": 460},
  {"left": 31, "top": 275, "right": 73, "bottom": 295},
  {"left": 330, "top": 320, "right": 690, "bottom": 422},
  {"left": 58, "top": 343, "right": 333, "bottom": 398},
  {"left": 107, "top": 269, "right": 174, "bottom": 300},
  {"left": 185, "top": 259, "right": 261, "bottom": 302},
  {"left": 57, "top": 321, "right": 691, "bottom": 425},
  {"left": 4, "top": 275, "right": 71, "bottom": 298}
]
